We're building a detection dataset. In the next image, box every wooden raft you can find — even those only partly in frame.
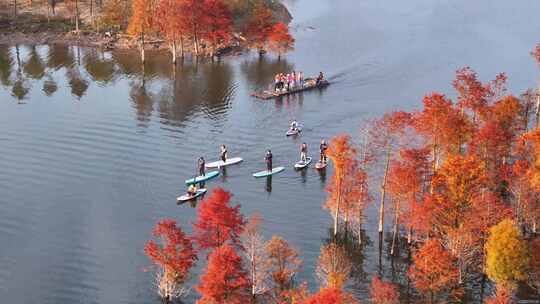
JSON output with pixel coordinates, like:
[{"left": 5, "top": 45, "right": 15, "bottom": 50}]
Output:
[{"left": 251, "top": 79, "right": 329, "bottom": 100}]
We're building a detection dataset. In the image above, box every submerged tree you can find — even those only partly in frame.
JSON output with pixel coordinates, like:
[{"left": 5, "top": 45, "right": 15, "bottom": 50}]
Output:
[
  {"left": 144, "top": 219, "right": 197, "bottom": 301},
  {"left": 265, "top": 235, "right": 302, "bottom": 295},
  {"left": 268, "top": 22, "right": 294, "bottom": 60},
  {"left": 196, "top": 244, "right": 250, "bottom": 304},
  {"left": 192, "top": 187, "right": 246, "bottom": 252},
  {"left": 240, "top": 213, "right": 270, "bottom": 299},
  {"left": 315, "top": 243, "right": 352, "bottom": 289}
]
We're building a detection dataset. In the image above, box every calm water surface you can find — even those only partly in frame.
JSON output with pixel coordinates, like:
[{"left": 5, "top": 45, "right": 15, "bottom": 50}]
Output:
[{"left": 1, "top": 0, "right": 539, "bottom": 303}]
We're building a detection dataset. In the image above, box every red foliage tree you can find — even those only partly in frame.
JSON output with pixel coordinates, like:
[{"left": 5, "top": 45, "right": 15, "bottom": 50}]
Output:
[
  {"left": 300, "top": 287, "right": 359, "bottom": 304},
  {"left": 127, "top": 0, "right": 156, "bottom": 62},
  {"left": 244, "top": 3, "right": 275, "bottom": 54},
  {"left": 201, "top": 0, "right": 233, "bottom": 58},
  {"left": 268, "top": 22, "right": 295, "bottom": 60},
  {"left": 412, "top": 93, "right": 472, "bottom": 170},
  {"left": 409, "top": 239, "right": 459, "bottom": 303},
  {"left": 196, "top": 244, "right": 250, "bottom": 304},
  {"left": 192, "top": 188, "right": 246, "bottom": 251},
  {"left": 144, "top": 219, "right": 198, "bottom": 300},
  {"left": 367, "top": 111, "right": 412, "bottom": 237},
  {"left": 325, "top": 134, "right": 358, "bottom": 236},
  {"left": 370, "top": 277, "right": 399, "bottom": 304},
  {"left": 387, "top": 147, "right": 430, "bottom": 250},
  {"left": 154, "top": 0, "right": 187, "bottom": 63}
]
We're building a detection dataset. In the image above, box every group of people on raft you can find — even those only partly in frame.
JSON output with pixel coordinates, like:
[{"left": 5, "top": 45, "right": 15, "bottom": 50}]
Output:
[
  {"left": 186, "top": 127, "right": 329, "bottom": 198},
  {"left": 274, "top": 71, "right": 305, "bottom": 92},
  {"left": 273, "top": 71, "right": 326, "bottom": 92}
]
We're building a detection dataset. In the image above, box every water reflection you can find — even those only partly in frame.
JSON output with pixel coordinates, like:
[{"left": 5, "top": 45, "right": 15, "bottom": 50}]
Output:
[
  {"left": 240, "top": 55, "right": 294, "bottom": 89},
  {"left": 0, "top": 45, "right": 241, "bottom": 127}
]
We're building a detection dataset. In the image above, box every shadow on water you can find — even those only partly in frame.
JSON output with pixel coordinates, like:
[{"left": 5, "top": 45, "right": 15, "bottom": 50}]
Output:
[{"left": 265, "top": 175, "right": 273, "bottom": 193}]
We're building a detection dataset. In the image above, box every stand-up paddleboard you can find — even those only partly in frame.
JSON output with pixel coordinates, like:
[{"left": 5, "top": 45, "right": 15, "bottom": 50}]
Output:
[
  {"left": 294, "top": 157, "right": 312, "bottom": 169},
  {"left": 315, "top": 161, "right": 328, "bottom": 170},
  {"left": 286, "top": 127, "right": 302, "bottom": 136},
  {"left": 185, "top": 171, "right": 220, "bottom": 185},
  {"left": 205, "top": 157, "right": 243, "bottom": 168},
  {"left": 177, "top": 189, "right": 207, "bottom": 202},
  {"left": 253, "top": 166, "right": 285, "bottom": 178}
]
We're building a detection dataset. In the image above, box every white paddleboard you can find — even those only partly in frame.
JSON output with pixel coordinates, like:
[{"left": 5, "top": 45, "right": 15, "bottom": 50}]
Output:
[
  {"left": 253, "top": 166, "right": 285, "bottom": 178},
  {"left": 286, "top": 127, "right": 302, "bottom": 136},
  {"left": 315, "top": 161, "right": 328, "bottom": 170},
  {"left": 205, "top": 157, "right": 243, "bottom": 168},
  {"left": 294, "top": 157, "right": 312, "bottom": 169},
  {"left": 177, "top": 189, "right": 207, "bottom": 202}
]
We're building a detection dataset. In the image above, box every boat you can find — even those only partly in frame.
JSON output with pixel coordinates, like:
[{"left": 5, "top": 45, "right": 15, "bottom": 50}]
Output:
[{"left": 251, "top": 78, "right": 330, "bottom": 100}]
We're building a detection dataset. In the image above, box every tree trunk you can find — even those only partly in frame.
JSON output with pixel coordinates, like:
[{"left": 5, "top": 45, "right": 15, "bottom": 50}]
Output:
[
  {"left": 180, "top": 36, "right": 185, "bottom": 58},
  {"left": 333, "top": 176, "right": 342, "bottom": 236},
  {"left": 75, "top": 0, "right": 80, "bottom": 32},
  {"left": 171, "top": 41, "right": 177, "bottom": 64},
  {"left": 90, "top": 0, "right": 94, "bottom": 29},
  {"left": 140, "top": 32, "right": 145, "bottom": 63},
  {"left": 379, "top": 144, "right": 391, "bottom": 235},
  {"left": 14, "top": 0, "right": 17, "bottom": 17},
  {"left": 390, "top": 200, "right": 399, "bottom": 256}
]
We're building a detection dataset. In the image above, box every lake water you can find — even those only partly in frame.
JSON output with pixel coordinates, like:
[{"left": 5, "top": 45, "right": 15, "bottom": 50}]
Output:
[{"left": 1, "top": 0, "right": 539, "bottom": 303}]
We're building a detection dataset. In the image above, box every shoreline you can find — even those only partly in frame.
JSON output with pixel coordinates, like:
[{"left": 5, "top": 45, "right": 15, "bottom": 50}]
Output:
[{"left": 0, "top": 31, "right": 247, "bottom": 57}]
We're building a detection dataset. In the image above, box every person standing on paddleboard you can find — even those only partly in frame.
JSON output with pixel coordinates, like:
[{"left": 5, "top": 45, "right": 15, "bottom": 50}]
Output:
[
  {"left": 300, "top": 143, "right": 308, "bottom": 162},
  {"left": 320, "top": 140, "right": 328, "bottom": 164},
  {"left": 220, "top": 145, "right": 228, "bottom": 162},
  {"left": 198, "top": 157, "right": 206, "bottom": 177},
  {"left": 265, "top": 150, "right": 273, "bottom": 172}
]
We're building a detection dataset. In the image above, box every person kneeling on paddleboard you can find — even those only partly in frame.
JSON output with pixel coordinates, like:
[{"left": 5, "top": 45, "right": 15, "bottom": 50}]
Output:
[
  {"left": 187, "top": 184, "right": 197, "bottom": 197},
  {"left": 265, "top": 150, "right": 273, "bottom": 172},
  {"left": 300, "top": 143, "right": 308, "bottom": 162},
  {"left": 320, "top": 140, "right": 328, "bottom": 164},
  {"left": 291, "top": 119, "right": 298, "bottom": 131},
  {"left": 220, "top": 145, "right": 228, "bottom": 162},
  {"left": 198, "top": 157, "right": 206, "bottom": 176}
]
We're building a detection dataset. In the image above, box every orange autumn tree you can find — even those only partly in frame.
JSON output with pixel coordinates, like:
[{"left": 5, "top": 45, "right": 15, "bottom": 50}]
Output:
[
  {"left": 244, "top": 3, "right": 275, "bottom": 55},
  {"left": 268, "top": 22, "right": 295, "bottom": 60},
  {"left": 370, "top": 277, "right": 400, "bottom": 304},
  {"left": 128, "top": 0, "right": 157, "bottom": 62},
  {"left": 201, "top": 0, "right": 233, "bottom": 58},
  {"left": 387, "top": 147, "right": 430, "bottom": 252},
  {"left": 265, "top": 235, "right": 302, "bottom": 295},
  {"left": 412, "top": 92, "right": 472, "bottom": 172},
  {"left": 325, "top": 134, "right": 357, "bottom": 236},
  {"left": 182, "top": 0, "right": 205, "bottom": 55},
  {"left": 409, "top": 239, "right": 459, "bottom": 303},
  {"left": 367, "top": 111, "right": 411, "bottom": 239},
  {"left": 192, "top": 187, "right": 246, "bottom": 251},
  {"left": 196, "top": 244, "right": 250, "bottom": 304},
  {"left": 324, "top": 159, "right": 369, "bottom": 236},
  {"left": 315, "top": 243, "right": 352, "bottom": 289},
  {"left": 300, "top": 287, "right": 359, "bottom": 304},
  {"left": 154, "top": 0, "right": 187, "bottom": 63},
  {"left": 144, "top": 219, "right": 198, "bottom": 300},
  {"left": 484, "top": 285, "right": 514, "bottom": 304}
]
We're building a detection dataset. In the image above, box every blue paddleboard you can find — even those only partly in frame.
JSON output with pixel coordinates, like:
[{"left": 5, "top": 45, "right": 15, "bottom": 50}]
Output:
[
  {"left": 252, "top": 167, "right": 285, "bottom": 178},
  {"left": 185, "top": 171, "right": 219, "bottom": 185}
]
